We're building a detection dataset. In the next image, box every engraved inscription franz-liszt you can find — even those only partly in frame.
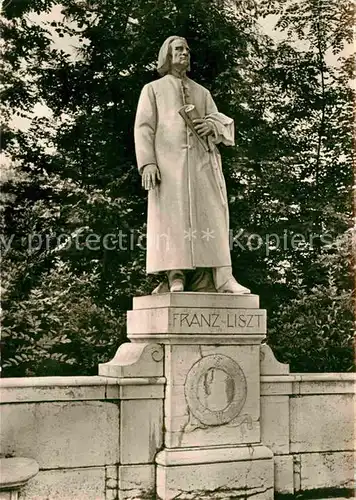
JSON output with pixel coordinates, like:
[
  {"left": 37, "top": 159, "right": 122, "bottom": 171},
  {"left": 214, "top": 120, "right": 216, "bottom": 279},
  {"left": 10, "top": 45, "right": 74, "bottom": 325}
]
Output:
[{"left": 171, "top": 311, "right": 264, "bottom": 329}]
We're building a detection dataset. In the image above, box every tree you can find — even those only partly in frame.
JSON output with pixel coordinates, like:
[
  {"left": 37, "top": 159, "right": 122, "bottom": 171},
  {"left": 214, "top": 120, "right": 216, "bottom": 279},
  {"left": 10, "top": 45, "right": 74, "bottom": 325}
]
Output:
[
  {"left": 251, "top": 0, "right": 354, "bottom": 370},
  {"left": 1, "top": 0, "right": 353, "bottom": 375},
  {"left": 1, "top": 0, "right": 268, "bottom": 375}
]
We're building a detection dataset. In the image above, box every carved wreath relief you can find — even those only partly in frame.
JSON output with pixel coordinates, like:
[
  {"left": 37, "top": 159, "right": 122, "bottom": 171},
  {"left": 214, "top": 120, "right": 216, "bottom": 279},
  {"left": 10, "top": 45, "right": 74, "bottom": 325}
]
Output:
[{"left": 184, "top": 354, "right": 247, "bottom": 427}]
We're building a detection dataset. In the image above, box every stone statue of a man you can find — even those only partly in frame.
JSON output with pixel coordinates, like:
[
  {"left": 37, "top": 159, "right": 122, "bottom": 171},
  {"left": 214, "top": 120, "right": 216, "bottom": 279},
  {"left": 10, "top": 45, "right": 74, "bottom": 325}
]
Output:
[{"left": 134, "top": 35, "right": 250, "bottom": 294}]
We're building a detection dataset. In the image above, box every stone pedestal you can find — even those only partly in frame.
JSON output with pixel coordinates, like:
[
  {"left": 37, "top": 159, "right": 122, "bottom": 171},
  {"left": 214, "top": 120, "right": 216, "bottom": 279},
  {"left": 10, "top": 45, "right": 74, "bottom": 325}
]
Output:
[{"left": 126, "top": 293, "right": 274, "bottom": 500}]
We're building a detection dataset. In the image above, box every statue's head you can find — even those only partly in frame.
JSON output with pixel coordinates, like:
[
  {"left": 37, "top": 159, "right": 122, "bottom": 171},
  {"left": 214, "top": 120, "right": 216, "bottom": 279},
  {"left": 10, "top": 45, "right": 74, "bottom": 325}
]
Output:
[{"left": 157, "top": 36, "right": 191, "bottom": 76}]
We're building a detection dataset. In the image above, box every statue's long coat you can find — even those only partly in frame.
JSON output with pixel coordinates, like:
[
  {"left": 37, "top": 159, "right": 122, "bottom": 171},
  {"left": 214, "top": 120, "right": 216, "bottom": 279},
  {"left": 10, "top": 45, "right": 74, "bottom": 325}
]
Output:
[{"left": 134, "top": 74, "right": 234, "bottom": 274}]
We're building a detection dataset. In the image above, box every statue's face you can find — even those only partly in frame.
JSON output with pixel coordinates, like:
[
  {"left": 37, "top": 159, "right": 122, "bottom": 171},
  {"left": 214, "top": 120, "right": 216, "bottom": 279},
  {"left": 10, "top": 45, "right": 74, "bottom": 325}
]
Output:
[{"left": 170, "top": 39, "right": 190, "bottom": 71}]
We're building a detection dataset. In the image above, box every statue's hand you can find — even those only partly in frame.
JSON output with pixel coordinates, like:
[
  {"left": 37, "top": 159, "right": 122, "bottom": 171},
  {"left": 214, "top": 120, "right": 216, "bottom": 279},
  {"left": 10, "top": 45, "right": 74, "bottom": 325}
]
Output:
[
  {"left": 193, "top": 118, "right": 214, "bottom": 137},
  {"left": 142, "top": 164, "right": 161, "bottom": 190}
]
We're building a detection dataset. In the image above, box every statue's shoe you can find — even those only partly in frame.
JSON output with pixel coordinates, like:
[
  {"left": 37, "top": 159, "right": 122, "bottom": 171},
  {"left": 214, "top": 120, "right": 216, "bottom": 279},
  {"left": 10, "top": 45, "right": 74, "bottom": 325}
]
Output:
[
  {"left": 218, "top": 279, "right": 250, "bottom": 294},
  {"left": 170, "top": 279, "right": 184, "bottom": 292}
]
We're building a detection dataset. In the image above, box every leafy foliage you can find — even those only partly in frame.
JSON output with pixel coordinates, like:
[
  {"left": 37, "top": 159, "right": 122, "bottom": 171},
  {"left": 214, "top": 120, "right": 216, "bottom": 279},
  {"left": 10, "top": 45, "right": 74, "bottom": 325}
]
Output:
[
  {"left": 268, "top": 231, "right": 354, "bottom": 371},
  {"left": 1, "top": 0, "right": 354, "bottom": 375}
]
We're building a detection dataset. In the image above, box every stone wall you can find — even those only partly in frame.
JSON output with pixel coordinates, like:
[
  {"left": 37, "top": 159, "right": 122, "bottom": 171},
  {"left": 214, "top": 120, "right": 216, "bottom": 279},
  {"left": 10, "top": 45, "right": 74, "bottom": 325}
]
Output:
[
  {"left": 260, "top": 368, "right": 355, "bottom": 497},
  {"left": 1, "top": 368, "right": 354, "bottom": 499},
  {"left": 0, "top": 375, "right": 164, "bottom": 500}
]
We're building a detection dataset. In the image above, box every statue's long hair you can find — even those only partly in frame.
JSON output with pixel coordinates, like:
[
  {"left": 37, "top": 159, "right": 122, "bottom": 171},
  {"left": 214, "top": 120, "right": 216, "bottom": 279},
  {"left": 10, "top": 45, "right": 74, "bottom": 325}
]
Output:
[{"left": 157, "top": 35, "right": 190, "bottom": 76}]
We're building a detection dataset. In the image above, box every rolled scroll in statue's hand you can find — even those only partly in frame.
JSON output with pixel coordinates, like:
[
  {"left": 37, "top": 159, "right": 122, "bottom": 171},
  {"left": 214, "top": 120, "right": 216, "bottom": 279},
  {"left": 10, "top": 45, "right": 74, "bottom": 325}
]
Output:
[{"left": 178, "top": 104, "right": 210, "bottom": 152}]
